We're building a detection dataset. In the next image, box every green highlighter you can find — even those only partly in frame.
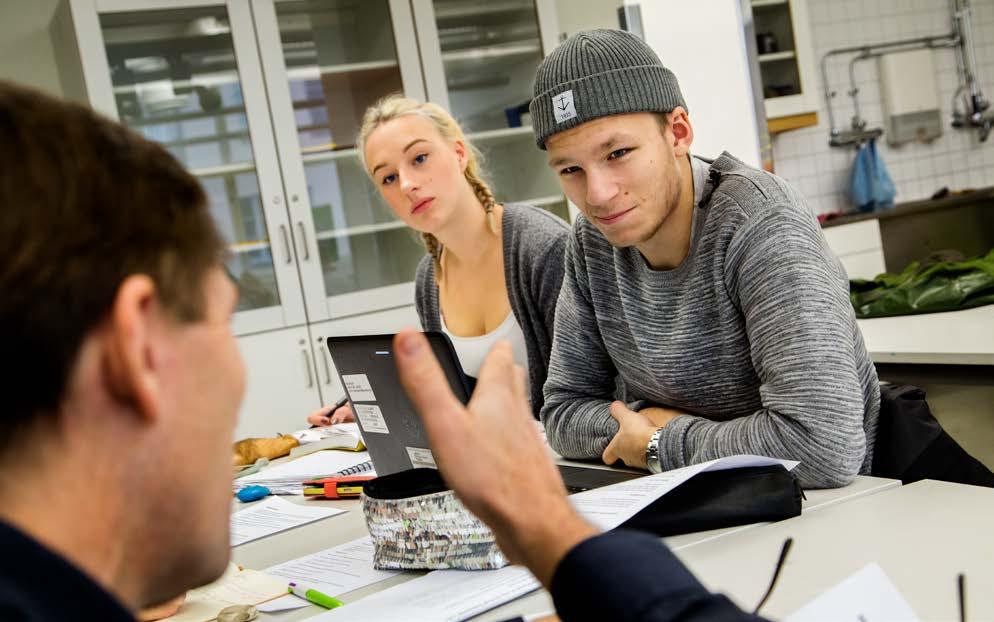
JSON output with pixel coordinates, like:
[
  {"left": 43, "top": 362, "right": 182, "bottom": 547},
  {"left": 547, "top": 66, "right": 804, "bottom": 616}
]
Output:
[{"left": 288, "top": 581, "right": 344, "bottom": 609}]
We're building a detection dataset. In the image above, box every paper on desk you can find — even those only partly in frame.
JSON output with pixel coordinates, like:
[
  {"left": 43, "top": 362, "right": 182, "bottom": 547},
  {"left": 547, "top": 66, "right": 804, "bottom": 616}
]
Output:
[
  {"left": 233, "top": 449, "right": 371, "bottom": 493},
  {"left": 570, "top": 454, "right": 799, "bottom": 531},
  {"left": 785, "top": 563, "right": 919, "bottom": 621},
  {"left": 163, "top": 562, "right": 287, "bottom": 621},
  {"left": 230, "top": 496, "right": 345, "bottom": 547},
  {"left": 309, "top": 565, "right": 539, "bottom": 622},
  {"left": 265, "top": 536, "right": 400, "bottom": 596}
]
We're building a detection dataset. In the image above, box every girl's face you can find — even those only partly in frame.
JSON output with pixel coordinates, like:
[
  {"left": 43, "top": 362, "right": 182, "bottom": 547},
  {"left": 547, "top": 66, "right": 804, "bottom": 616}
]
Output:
[{"left": 364, "top": 115, "right": 469, "bottom": 234}]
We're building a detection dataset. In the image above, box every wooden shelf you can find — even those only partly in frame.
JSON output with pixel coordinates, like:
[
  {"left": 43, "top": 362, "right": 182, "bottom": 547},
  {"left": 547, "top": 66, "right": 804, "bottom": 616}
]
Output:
[{"left": 768, "top": 111, "right": 818, "bottom": 134}]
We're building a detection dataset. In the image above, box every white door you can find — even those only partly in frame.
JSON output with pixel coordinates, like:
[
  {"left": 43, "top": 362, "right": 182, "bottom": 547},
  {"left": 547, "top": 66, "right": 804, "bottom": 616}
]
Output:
[
  {"left": 235, "top": 326, "right": 323, "bottom": 439},
  {"left": 67, "top": 0, "right": 307, "bottom": 335},
  {"left": 252, "top": 0, "right": 430, "bottom": 322}
]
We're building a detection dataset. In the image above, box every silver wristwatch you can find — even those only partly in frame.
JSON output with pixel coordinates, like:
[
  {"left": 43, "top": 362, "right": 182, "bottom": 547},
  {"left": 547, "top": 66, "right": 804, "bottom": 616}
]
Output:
[{"left": 646, "top": 427, "right": 665, "bottom": 474}]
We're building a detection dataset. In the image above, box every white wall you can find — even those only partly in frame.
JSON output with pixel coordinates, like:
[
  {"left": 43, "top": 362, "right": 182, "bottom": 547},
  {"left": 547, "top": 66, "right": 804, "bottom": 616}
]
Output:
[
  {"left": 628, "top": 0, "right": 763, "bottom": 167},
  {"left": 0, "top": 0, "right": 63, "bottom": 96},
  {"left": 772, "top": 0, "right": 994, "bottom": 215}
]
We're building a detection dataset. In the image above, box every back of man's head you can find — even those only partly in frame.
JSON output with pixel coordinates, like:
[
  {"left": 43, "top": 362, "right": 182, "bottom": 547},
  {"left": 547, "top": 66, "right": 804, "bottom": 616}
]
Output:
[
  {"left": 529, "top": 28, "right": 687, "bottom": 149},
  {"left": 0, "top": 81, "right": 224, "bottom": 456}
]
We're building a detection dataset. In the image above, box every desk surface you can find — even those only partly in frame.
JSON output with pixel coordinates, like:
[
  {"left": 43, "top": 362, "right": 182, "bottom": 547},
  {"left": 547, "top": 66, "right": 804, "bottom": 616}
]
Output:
[
  {"left": 857, "top": 305, "right": 994, "bottom": 365},
  {"left": 674, "top": 479, "right": 994, "bottom": 621},
  {"left": 230, "top": 474, "right": 899, "bottom": 621}
]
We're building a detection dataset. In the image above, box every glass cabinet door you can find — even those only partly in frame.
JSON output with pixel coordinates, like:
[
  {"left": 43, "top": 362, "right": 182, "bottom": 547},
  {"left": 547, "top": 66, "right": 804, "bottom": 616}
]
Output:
[
  {"left": 91, "top": 2, "right": 305, "bottom": 334},
  {"left": 413, "top": 0, "right": 568, "bottom": 222},
  {"left": 254, "top": 0, "right": 428, "bottom": 320}
]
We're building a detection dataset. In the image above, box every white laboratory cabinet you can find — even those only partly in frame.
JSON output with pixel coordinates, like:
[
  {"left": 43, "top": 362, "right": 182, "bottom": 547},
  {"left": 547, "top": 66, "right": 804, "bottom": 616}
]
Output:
[{"left": 51, "top": 0, "right": 564, "bottom": 436}]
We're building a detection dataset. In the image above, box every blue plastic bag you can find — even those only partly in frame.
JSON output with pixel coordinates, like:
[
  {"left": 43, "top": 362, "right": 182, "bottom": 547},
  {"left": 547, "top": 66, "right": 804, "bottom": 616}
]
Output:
[{"left": 849, "top": 138, "right": 896, "bottom": 212}]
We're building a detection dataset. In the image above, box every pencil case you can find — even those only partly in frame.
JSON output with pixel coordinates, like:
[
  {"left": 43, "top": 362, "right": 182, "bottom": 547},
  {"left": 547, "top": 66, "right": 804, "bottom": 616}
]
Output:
[
  {"left": 361, "top": 468, "right": 507, "bottom": 571},
  {"left": 620, "top": 464, "right": 803, "bottom": 536}
]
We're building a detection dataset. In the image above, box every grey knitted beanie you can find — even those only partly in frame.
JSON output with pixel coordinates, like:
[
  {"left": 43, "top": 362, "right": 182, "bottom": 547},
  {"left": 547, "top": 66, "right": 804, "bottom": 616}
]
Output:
[{"left": 529, "top": 29, "right": 687, "bottom": 150}]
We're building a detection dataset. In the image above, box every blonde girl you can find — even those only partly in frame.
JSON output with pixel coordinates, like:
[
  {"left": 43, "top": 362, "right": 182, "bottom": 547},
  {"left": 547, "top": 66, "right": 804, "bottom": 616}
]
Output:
[{"left": 309, "top": 95, "right": 568, "bottom": 425}]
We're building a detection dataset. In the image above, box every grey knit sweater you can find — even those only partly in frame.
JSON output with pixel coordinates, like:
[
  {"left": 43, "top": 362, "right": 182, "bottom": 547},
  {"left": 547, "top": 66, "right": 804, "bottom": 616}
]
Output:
[
  {"left": 416, "top": 202, "right": 570, "bottom": 416},
  {"left": 541, "top": 153, "right": 880, "bottom": 488}
]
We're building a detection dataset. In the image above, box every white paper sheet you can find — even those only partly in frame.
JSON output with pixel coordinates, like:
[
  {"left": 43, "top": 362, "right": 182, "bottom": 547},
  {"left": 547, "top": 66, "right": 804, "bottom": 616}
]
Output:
[
  {"left": 264, "top": 536, "right": 400, "bottom": 596},
  {"left": 230, "top": 496, "right": 345, "bottom": 547},
  {"left": 785, "top": 563, "right": 920, "bottom": 621},
  {"left": 234, "top": 450, "right": 372, "bottom": 493},
  {"left": 309, "top": 565, "right": 539, "bottom": 622},
  {"left": 570, "top": 455, "right": 799, "bottom": 531}
]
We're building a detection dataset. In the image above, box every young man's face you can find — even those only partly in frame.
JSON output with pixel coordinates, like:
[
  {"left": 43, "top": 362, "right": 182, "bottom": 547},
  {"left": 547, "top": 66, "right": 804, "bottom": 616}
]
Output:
[{"left": 546, "top": 112, "right": 686, "bottom": 248}]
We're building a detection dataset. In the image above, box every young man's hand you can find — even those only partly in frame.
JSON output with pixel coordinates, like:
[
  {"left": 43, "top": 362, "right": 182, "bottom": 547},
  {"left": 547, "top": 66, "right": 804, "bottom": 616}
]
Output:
[
  {"left": 393, "top": 329, "right": 597, "bottom": 587},
  {"left": 602, "top": 401, "right": 661, "bottom": 469}
]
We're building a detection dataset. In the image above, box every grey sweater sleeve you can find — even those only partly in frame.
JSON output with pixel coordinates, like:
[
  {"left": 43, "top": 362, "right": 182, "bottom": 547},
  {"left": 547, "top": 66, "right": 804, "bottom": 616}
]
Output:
[
  {"left": 540, "top": 227, "right": 632, "bottom": 459},
  {"left": 414, "top": 255, "right": 441, "bottom": 332},
  {"left": 534, "top": 234, "right": 568, "bottom": 346},
  {"left": 657, "top": 207, "right": 868, "bottom": 488}
]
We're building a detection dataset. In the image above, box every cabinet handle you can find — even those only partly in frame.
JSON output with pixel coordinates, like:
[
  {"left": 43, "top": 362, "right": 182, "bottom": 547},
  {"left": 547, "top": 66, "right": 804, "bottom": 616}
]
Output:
[
  {"left": 296, "top": 221, "right": 311, "bottom": 261},
  {"left": 301, "top": 350, "right": 314, "bottom": 388},
  {"left": 279, "top": 224, "right": 292, "bottom": 265},
  {"left": 321, "top": 348, "right": 332, "bottom": 385}
]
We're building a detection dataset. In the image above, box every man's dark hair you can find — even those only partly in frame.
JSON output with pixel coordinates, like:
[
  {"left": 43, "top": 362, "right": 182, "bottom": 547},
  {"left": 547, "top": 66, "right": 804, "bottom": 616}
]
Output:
[{"left": 0, "top": 81, "right": 224, "bottom": 450}]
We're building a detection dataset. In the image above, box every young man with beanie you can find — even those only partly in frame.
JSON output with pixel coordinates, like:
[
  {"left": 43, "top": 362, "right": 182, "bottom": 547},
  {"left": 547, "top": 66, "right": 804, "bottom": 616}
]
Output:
[{"left": 531, "top": 29, "right": 880, "bottom": 489}]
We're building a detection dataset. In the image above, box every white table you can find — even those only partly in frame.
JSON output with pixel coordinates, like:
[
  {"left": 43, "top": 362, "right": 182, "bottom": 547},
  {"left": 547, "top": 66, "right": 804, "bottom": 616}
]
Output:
[
  {"left": 230, "top": 474, "right": 899, "bottom": 621},
  {"left": 857, "top": 305, "right": 994, "bottom": 365},
  {"left": 674, "top": 480, "right": 994, "bottom": 621}
]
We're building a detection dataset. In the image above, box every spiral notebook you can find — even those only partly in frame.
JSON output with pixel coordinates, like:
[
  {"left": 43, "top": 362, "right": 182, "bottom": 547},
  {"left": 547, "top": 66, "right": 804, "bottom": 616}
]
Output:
[{"left": 337, "top": 460, "right": 375, "bottom": 476}]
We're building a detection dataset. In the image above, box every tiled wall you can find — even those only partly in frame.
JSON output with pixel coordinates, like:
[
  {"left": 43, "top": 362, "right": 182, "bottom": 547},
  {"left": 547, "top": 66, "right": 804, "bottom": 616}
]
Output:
[{"left": 771, "top": 0, "right": 994, "bottom": 216}]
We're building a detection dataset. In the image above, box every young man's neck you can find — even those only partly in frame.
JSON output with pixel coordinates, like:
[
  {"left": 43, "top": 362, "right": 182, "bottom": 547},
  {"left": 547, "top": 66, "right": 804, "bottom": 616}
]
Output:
[
  {"left": 636, "top": 154, "right": 695, "bottom": 271},
  {"left": 434, "top": 195, "right": 502, "bottom": 268}
]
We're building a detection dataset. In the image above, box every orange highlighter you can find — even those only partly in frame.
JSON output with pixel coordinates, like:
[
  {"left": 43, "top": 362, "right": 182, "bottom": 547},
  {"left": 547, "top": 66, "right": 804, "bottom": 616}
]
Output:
[{"left": 303, "top": 475, "right": 376, "bottom": 499}]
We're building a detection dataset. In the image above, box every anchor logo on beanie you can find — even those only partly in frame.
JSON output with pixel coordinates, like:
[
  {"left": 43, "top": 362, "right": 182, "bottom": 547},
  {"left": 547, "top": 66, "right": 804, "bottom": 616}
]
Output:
[{"left": 553, "top": 90, "right": 576, "bottom": 123}]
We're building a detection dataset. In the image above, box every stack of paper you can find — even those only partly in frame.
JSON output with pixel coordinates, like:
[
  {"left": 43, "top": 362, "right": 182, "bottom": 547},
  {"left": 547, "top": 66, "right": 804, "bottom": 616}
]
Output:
[{"left": 233, "top": 450, "right": 372, "bottom": 495}]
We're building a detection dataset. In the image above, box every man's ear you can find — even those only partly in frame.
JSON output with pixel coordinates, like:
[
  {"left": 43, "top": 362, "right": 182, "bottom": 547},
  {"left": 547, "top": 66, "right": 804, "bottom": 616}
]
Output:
[
  {"left": 667, "top": 107, "right": 694, "bottom": 158},
  {"left": 102, "top": 275, "right": 162, "bottom": 423}
]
